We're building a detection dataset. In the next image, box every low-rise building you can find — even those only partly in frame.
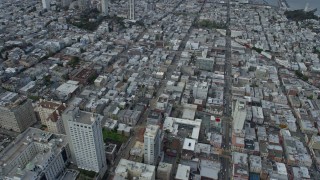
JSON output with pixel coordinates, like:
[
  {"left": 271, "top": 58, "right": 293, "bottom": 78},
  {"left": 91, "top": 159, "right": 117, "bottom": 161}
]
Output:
[
  {"left": 181, "top": 138, "right": 196, "bottom": 160},
  {"left": 199, "top": 160, "right": 220, "bottom": 180},
  {"left": 56, "top": 80, "right": 80, "bottom": 101},
  {"left": 157, "top": 162, "right": 172, "bottom": 180},
  {"left": 163, "top": 117, "right": 202, "bottom": 141},
  {"left": 251, "top": 106, "right": 264, "bottom": 124},
  {"left": 118, "top": 109, "right": 142, "bottom": 126},
  {"left": 249, "top": 155, "right": 261, "bottom": 173},
  {"left": 147, "top": 110, "right": 162, "bottom": 125},
  {"left": 193, "top": 81, "right": 209, "bottom": 100},
  {"left": 232, "top": 152, "right": 249, "bottom": 180},
  {"left": 283, "top": 135, "right": 312, "bottom": 167},
  {"left": 292, "top": 166, "right": 310, "bottom": 180},
  {"left": 35, "top": 99, "right": 67, "bottom": 134},
  {"left": 156, "top": 94, "right": 169, "bottom": 112},
  {"left": 106, "top": 144, "right": 117, "bottom": 164},
  {"left": 70, "top": 68, "right": 97, "bottom": 85},
  {"left": 129, "top": 141, "right": 144, "bottom": 163},
  {"left": 232, "top": 99, "right": 247, "bottom": 138},
  {"left": 175, "top": 164, "right": 190, "bottom": 180},
  {"left": 269, "top": 162, "right": 288, "bottom": 180},
  {"left": 0, "top": 128, "right": 70, "bottom": 179},
  {"left": 114, "top": 159, "right": 156, "bottom": 180}
]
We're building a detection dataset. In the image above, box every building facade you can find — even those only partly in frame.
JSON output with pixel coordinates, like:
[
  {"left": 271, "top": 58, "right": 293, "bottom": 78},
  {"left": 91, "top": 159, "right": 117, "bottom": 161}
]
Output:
[
  {"left": 195, "top": 57, "right": 215, "bottom": 71},
  {"left": 0, "top": 92, "right": 37, "bottom": 132},
  {"left": 42, "top": 0, "right": 51, "bottom": 9},
  {"left": 157, "top": 162, "right": 172, "bottom": 180},
  {"left": 144, "top": 124, "right": 161, "bottom": 165},
  {"left": 128, "top": 0, "right": 135, "bottom": 20},
  {"left": 115, "top": 159, "right": 155, "bottom": 180},
  {"left": 35, "top": 99, "right": 67, "bottom": 134},
  {"left": 62, "top": 107, "right": 107, "bottom": 175},
  {"left": 101, "top": 0, "right": 109, "bottom": 15}
]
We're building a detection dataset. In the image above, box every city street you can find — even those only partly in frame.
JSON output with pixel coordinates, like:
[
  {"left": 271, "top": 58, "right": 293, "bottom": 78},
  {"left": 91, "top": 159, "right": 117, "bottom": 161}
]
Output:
[{"left": 221, "top": 0, "right": 232, "bottom": 179}]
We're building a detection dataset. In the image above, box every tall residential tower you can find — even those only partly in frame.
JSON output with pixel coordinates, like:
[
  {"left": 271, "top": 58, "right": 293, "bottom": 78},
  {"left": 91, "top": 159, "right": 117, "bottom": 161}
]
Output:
[
  {"left": 62, "top": 107, "right": 107, "bottom": 176},
  {"left": 101, "top": 0, "right": 109, "bottom": 15},
  {"left": 144, "top": 124, "right": 161, "bottom": 165},
  {"left": 128, "top": 0, "right": 135, "bottom": 20}
]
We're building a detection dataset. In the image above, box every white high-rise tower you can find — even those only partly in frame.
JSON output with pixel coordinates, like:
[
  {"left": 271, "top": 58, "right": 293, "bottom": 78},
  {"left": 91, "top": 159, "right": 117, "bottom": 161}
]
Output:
[
  {"left": 101, "top": 0, "right": 109, "bottom": 15},
  {"left": 62, "top": 107, "right": 107, "bottom": 175},
  {"left": 128, "top": 0, "right": 135, "bottom": 20},
  {"left": 42, "top": 0, "right": 51, "bottom": 9},
  {"left": 144, "top": 124, "right": 161, "bottom": 165}
]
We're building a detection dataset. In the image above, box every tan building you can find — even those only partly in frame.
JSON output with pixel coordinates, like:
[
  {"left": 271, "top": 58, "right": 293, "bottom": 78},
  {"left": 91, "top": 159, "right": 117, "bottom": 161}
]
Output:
[
  {"left": 157, "top": 162, "right": 172, "bottom": 180},
  {"left": 115, "top": 159, "right": 155, "bottom": 180},
  {"left": 0, "top": 92, "right": 37, "bottom": 132},
  {"left": 35, "top": 99, "right": 67, "bottom": 134}
]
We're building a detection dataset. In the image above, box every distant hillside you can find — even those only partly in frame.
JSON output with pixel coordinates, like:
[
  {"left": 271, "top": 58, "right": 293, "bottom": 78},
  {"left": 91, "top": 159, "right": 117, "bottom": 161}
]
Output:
[{"left": 284, "top": 9, "right": 319, "bottom": 21}]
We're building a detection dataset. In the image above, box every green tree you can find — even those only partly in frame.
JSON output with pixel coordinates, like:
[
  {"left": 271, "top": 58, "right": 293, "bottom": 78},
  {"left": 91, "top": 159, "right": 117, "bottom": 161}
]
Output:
[
  {"left": 43, "top": 75, "right": 52, "bottom": 85},
  {"left": 307, "top": 95, "right": 313, "bottom": 100},
  {"left": 68, "top": 56, "right": 80, "bottom": 68},
  {"left": 87, "top": 74, "right": 98, "bottom": 84}
]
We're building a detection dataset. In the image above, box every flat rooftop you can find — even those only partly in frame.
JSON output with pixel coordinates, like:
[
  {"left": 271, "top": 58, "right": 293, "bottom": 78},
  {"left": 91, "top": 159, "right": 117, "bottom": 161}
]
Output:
[
  {"left": 144, "top": 124, "right": 159, "bottom": 138},
  {"left": 74, "top": 68, "right": 95, "bottom": 79},
  {"left": 183, "top": 138, "right": 196, "bottom": 151},
  {"left": 115, "top": 159, "right": 155, "bottom": 179},
  {"left": 56, "top": 81, "right": 79, "bottom": 94},
  {"left": 175, "top": 164, "right": 190, "bottom": 180},
  {"left": 0, "top": 128, "right": 68, "bottom": 177},
  {"left": 64, "top": 106, "right": 102, "bottom": 125}
]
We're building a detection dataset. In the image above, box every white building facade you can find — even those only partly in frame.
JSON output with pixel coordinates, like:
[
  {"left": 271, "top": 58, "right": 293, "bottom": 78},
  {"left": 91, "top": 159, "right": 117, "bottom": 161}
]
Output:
[
  {"left": 144, "top": 124, "right": 161, "bottom": 165},
  {"left": 62, "top": 107, "right": 107, "bottom": 175},
  {"left": 42, "top": 0, "right": 51, "bottom": 9}
]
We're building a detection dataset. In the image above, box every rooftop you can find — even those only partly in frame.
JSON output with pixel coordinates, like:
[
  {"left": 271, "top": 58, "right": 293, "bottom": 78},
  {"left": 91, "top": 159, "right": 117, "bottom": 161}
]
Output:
[
  {"left": 163, "top": 117, "right": 202, "bottom": 140},
  {"left": 200, "top": 160, "right": 220, "bottom": 179},
  {"left": 115, "top": 159, "right": 155, "bottom": 179},
  {"left": 0, "top": 128, "right": 68, "bottom": 178},
  {"left": 0, "top": 92, "right": 27, "bottom": 108},
  {"left": 144, "top": 124, "right": 160, "bottom": 138},
  {"left": 182, "top": 138, "right": 196, "bottom": 151},
  {"left": 157, "top": 162, "right": 172, "bottom": 172},
  {"left": 276, "top": 162, "right": 287, "bottom": 175},
  {"left": 56, "top": 80, "right": 79, "bottom": 95},
  {"left": 232, "top": 99, "right": 247, "bottom": 132},
  {"left": 63, "top": 106, "right": 103, "bottom": 125},
  {"left": 175, "top": 164, "right": 190, "bottom": 180}
]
